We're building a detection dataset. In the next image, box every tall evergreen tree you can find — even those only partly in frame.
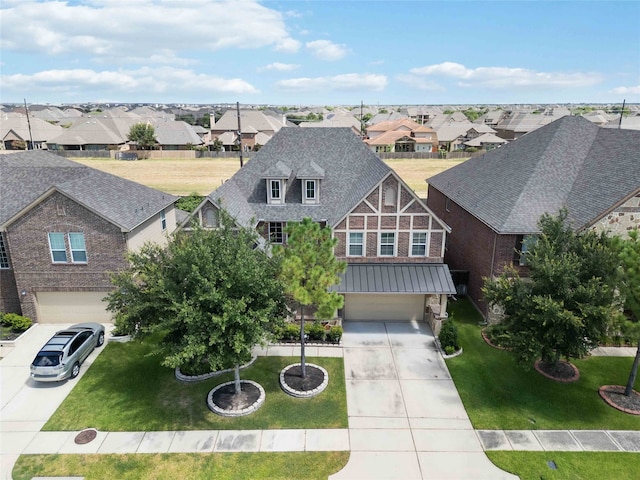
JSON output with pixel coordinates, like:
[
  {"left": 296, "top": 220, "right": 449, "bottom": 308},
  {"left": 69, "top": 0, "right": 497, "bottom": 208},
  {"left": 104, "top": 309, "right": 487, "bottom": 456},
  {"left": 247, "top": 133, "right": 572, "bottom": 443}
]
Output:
[{"left": 275, "top": 218, "right": 346, "bottom": 377}]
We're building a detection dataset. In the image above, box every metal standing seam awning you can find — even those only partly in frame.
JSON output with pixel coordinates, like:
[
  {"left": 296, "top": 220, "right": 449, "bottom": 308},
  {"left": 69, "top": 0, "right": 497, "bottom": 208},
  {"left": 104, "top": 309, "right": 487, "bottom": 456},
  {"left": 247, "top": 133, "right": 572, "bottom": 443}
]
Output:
[{"left": 331, "top": 263, "right": 457, "bottom": 295}]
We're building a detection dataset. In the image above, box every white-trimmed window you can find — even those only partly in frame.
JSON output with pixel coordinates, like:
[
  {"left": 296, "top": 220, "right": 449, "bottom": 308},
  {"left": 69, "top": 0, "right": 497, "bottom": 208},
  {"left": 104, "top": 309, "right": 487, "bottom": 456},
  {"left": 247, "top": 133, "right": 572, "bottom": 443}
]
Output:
[
  {"left": 270, "top": 180, "right": 281, "bottom": 200},
  {"left": 305, "top": 180, "right": 316, "bottom": 201},
  {"left": 202, "top": 207, "right": 218, "bottom": 228},
  {"left": 69, "top": 233, "right": 87, "bottom": 263},
  {"left": 411, "top": 232, "right": 428, "bottom": 256},
  {"left": 160, "top": 210, "right": 167, "bottom": 231},
  {"left": 348, "top": 232, "right": 364, "bottom": 256},
  {"left": 0, "top": 232, "right": 9, "bottom": 269},
  {"left": 269, "top": 222, "right": 284, "bottom": 244},
  {"left": 384, "top": 187, "right": 396, "bottom": 206},
  {"left": 379, "top": 232, "right": 395, "bottom": 256},
  {"left": 48, "top": 233, "right": 67, "bottom": 263}
]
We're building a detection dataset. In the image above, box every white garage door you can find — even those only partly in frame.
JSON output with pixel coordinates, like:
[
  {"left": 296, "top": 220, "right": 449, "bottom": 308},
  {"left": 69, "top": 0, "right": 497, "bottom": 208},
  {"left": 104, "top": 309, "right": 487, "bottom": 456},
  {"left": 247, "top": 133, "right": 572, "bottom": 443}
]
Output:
[
  {"left": 35, "top": 291, "right": 112, "bottom": 324},
  {"left": 344, "top": 294, "right": 425, "bottom": 321}
]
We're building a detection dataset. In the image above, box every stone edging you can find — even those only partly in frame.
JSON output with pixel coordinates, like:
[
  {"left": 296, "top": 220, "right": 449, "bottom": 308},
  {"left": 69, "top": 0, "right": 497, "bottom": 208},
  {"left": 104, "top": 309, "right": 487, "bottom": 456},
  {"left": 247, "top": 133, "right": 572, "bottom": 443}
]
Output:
[
  {"left": 534, "top": 359, "right": 580, "bottom": 383},
  {"left": 279, "top": 363, "right": 329, "bottom": 398},
  {"left": 108, "top": 334, "right": 132, "bottom": 343},
  {"left": 481, "top": 328, "right": 511, "bottom": 351},
  {"left": 599, "top": 385, "right": 640, "bottom": 415},
  {"left": 207, "top": 380, "right": 265, "bottom": 417},
  {"left": 175, "top": 355, "right": 257, "bottom": 383},
  {"left": 435, "top": 338, "right": 463, "bottom": 359}
]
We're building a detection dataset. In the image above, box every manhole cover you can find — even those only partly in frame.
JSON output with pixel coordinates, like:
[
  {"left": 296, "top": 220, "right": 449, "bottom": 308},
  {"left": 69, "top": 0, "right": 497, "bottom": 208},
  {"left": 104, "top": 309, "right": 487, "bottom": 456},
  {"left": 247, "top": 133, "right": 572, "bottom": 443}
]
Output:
[{"left": 74, "top": 428, "right": 97, "bottom": 444}]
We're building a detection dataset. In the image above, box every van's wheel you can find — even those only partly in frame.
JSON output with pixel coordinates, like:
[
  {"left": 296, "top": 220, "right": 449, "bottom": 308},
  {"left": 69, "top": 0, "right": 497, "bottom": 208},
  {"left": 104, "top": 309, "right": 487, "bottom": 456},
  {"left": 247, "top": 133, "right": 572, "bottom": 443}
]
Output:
[
  {"left": 96, "top": 331, "right": 105, "bottom": 347},
  {"left": 70, "top": 362, "right": 80, "bottom": 379}
]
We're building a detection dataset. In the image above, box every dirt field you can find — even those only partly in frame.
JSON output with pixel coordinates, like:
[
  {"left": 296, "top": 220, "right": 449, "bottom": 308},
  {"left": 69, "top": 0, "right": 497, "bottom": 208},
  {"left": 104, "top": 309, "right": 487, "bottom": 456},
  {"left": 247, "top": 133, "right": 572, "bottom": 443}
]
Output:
[{"left": 73, "top": 157, "right": 466, "bottom": 198}]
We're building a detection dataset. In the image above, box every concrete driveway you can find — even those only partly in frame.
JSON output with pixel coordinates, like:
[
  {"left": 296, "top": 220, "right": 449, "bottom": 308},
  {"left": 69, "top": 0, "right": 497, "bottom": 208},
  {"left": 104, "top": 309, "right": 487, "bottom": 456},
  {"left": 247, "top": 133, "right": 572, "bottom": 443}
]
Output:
[
  {"left": 0, "top": 323, "right": 109, "bottom": 479},
  {"left": 330, "top": 320, "right": 517, "bottom": 480}
]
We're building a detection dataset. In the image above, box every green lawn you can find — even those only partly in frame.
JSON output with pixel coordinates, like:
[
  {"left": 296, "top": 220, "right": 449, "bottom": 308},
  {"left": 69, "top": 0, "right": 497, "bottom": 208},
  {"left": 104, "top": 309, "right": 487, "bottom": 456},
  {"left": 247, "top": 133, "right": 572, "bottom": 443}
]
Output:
[
  {"left": 44, "top": 340, "right": 347, "bottom": 431},
  {"left": 446, "top": 299, "right": 640, "bottom": 430},
  {"left": 13, "top": 452, "right": 350, "bottom": 480},
  {"left": 487, "top": 452, "right": 640, "bottom": 480}
]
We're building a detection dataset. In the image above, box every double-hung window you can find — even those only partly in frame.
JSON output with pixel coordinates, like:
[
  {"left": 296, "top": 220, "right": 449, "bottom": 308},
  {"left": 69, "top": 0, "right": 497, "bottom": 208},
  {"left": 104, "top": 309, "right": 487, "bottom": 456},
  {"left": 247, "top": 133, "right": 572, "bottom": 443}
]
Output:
[
  {"left": 270, "top": 180, "right": 281, "bottom": 200},
  {"left": 379, "top": 232, "right": 395, "bottom": 256},
  {"left": 269, "top": 222, "right": 284, "bottom": 244},
  {"left": 69, "top": 233, "right": 87, "bottom": 263},
  {"left": 411, "top": 232, "right": 428, "bottom": 256},
  {"left": 305, "top": 180, "right": 316, "bottom": 201},
  {"left": 160, "top": 210, "right": 167, "bottom": 231},
  {"left": 348, "top": 232, "right": 364, "bottom": 256},
  {"left": 48, "top": 233, "right": 68, "bottom": 263},
  {"left": 0, "top": 232, "right": 10, "bottom": 269}
]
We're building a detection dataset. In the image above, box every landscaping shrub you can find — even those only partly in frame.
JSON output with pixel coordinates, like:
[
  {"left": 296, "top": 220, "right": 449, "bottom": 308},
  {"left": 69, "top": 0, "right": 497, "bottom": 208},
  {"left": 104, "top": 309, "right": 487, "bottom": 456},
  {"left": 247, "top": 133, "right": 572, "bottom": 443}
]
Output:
[
  {"left": 484, "top": 322, "right": 511, "bottom": 348},
  {"left": 327, "top": 325, "right": 343, "bottom": 344},
  {"left": 438, "top": 319, "right": 460, "bottom": 351},
  {"left": 1, "top": 313, "right": 32, "bottom": 332},
  {"left": 280, "top": 322, "right": 300, "bottom": 342},
  {"left": 306, "top": 322, "right": 326, "bottom": 342}
]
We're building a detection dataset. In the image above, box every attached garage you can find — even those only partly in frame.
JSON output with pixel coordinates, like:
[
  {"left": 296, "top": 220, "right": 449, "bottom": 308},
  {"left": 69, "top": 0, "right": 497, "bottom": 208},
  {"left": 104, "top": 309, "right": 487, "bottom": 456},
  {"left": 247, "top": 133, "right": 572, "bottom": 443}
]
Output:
[
  {"left": 35, "top": 291, "right": 112, "bottom": 324},
  {"left": 335, "top": 264, "right": 456, "bottom": 322},
  {"left": 345, "top": 293, "right": 426, "bottom": 321}
]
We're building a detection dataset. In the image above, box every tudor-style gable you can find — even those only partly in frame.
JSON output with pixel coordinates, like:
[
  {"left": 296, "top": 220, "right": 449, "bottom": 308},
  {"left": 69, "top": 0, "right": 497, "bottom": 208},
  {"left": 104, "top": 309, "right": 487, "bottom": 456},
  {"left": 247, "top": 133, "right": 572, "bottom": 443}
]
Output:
[{"left": 333, "top": 172, "right": 449, "bottom": 263}]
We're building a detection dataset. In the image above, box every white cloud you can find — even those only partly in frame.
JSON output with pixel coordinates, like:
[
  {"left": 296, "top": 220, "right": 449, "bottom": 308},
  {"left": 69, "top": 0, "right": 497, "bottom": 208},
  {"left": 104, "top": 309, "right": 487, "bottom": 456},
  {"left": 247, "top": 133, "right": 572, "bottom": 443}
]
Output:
[
  {"left": 258, "top": 63, "right": 300, "bottom": 72},
  {"left": 305, "top": 40, "right": 349, "bottom": 61},
  {"left": 0, "top": 0, "right": 300, "bottom": 61},
  {"left": 409, "top": 62, "right": 603, "bottom": 88},
  {"left": 396, "top": 74, "right": 445, "bottom": 92},
  {"left": 276, "top": 73, "right": 386, "bottom": 92},
  {"left": 610, "top": 85, "right": 640, "bottom": 96},
  {"left": 1, "top": 67, "right": 258, "bottom": 96}
]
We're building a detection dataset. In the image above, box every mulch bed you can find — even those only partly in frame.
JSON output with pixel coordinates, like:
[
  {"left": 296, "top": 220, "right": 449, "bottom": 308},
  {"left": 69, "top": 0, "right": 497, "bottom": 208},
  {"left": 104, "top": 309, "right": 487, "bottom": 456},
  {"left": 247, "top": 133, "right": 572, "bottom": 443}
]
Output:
[
  {"left": 282, "top": 364, "right": 325, "bottom": 392},
  {"left": 599, "top": 385, "right": 640, "bottom": 415},
  {"left": 210, "top": 381, "right": 261, "bottom": 411},
  {"left": 534, "top": 359, "right": 580, "bottom": 383}
]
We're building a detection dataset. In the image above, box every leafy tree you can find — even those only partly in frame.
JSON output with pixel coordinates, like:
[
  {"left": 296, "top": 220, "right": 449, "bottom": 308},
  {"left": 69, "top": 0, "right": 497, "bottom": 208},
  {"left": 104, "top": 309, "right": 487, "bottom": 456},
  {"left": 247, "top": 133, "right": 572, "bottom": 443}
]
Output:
[
  {"left": 274, "top": 218, "right": 346, "bottom": 377},
  {"left": 443, "top": 109, "right": 455, "bottom": 115},
  {"left": 106, "top": 213, "right": 288, "bottom": 393},
  {"left": 361, "top": 113, "right": 373, "bottom": 123},
  {"left": 483, "top": 210, "right": 619, "bottom": 368},
  {"left": 615, "top": 230, "right": 640, "bottom": 396},
  {"left": 463, "top": 109, "right": 481, "bottom": 121},
  {"left": 175, "top": 192, "right": 204, "bottom": 213},
  {"left": 211, "top": 138, "right": 224, "bottom": 152},
  {"left": 127, "top": 123, "right": 157, "bottom": 150}
]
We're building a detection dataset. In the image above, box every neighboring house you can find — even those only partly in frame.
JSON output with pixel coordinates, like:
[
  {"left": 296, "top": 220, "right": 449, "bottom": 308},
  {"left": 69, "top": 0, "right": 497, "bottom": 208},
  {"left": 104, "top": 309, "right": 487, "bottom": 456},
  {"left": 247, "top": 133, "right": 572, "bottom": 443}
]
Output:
[
  {"left": 299, "top": 112, "right": 362, "bottom": 136},
  {"left": 493, "top": 109, "right": 570, "bottom": 140},
  {"left": 365, "top": 119, "right": 438, "bottom": 153},
  {"left": 463, "top": 133, "right": 508, "bottom": 151},
  {"left": 434, "top": 123, "right": 496, "bottom": 152},
  {"left": 189, "top": 127, "right": 455, "bottom": 329},
  {"left": 210, "top": 109, "right": 292, "bottom": 151},
  {"left": 0, "top": 151, "right": 178, "bottom": 323},
  {"left": 153, "top": 120, "right": 203, "bottom": 150},
  {"left": 426, "top": 116, "right": 640, "bottom": 319},
  {"left": 0, "top": 114, "right": 64, "bottom": 150},
  {"left": 47, "top": 111, "right": 137, "bottom": 150}
]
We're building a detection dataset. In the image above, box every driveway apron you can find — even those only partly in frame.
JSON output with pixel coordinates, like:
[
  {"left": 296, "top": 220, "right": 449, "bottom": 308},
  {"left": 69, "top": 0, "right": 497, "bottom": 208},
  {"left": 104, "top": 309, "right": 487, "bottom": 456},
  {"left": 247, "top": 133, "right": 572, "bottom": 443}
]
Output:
[{"left": 330, "top": 320, "right": 517, "bottom": 480}]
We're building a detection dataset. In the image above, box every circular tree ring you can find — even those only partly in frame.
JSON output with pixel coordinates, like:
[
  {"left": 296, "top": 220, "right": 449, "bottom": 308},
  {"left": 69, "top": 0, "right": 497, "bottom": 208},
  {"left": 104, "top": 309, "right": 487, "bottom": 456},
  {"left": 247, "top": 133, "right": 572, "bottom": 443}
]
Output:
[
  {"left": 279, "top": 363, "right": 328, "bottom": 398},
  {"left": 207, "top": 380, "right": 265, "bottom": 417}
]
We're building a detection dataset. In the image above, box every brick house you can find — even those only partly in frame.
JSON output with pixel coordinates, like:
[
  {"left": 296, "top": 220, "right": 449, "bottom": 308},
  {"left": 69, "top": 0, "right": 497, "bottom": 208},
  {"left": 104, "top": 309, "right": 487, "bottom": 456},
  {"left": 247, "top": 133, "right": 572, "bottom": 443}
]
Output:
[
  {"left": 188, "top": 127, "right": 455, "bottom": 330},
  {"left": 0, "top": 151, "right": 178, "bottom": 323},
  {"left": 426, "top": 115, "right": 640, "bottom": 319}
]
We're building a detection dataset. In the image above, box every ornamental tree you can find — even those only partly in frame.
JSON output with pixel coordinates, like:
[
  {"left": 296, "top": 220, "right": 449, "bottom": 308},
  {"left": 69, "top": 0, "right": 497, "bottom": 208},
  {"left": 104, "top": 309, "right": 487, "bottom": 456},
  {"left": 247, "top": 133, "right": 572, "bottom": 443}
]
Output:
[
  {"left": 127, "top": 122, "right": 157, "bottom": 150},
  {"left": 274, "top": 218, "right": 346, "bottom": 377},
  {"left": 483, "top": 210, "right": 620, "bottom": 368},
  {"left": 106, "top": 212, "right": 288, "bottom": 393}
]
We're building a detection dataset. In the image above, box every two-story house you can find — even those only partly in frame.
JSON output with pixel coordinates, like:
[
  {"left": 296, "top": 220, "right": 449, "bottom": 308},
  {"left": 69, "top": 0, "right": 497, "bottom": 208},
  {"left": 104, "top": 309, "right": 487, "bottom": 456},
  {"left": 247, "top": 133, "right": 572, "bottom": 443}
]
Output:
[
  {"left": 0, "top": 151, "right": 178, "bottom": 323},
  {"left": 427, "top": 115, "right": 640, "bottom": 319},
  {"left": 190, "top": 128, "right": 455, "bottom": 330}
]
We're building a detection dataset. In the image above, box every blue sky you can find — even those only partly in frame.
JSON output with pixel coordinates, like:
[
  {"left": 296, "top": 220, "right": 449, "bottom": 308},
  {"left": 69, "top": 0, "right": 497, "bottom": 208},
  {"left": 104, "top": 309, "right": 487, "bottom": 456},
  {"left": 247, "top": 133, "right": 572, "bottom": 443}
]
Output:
[{"left": 1, "top": 0, "right": 638, "bottom": 105}]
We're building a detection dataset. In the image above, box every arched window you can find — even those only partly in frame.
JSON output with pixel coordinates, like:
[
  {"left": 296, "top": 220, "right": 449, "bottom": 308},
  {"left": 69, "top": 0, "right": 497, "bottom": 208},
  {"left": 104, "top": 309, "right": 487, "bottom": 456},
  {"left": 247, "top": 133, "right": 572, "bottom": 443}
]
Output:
[{"left": 203, "top": 207, "right": 218, "bottom": 228}]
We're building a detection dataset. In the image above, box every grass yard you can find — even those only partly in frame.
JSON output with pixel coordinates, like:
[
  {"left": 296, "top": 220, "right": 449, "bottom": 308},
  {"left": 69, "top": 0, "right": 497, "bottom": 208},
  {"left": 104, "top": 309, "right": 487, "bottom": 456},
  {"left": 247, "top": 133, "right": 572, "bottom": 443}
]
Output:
[
  {"left": 13, "top": 452, "right": 350, "bottom": 480},
  {"left": 446, "top": 299, "right": 640, "bottom": 430},
  {"left": 73, "top": 157, "right": 465, "bottom": 198},
  {"left": 44, "top": 340, "right": 347, "bottom": 431},
  {"left": 486, "top": 452, "right": 640, "bottom": 480}
]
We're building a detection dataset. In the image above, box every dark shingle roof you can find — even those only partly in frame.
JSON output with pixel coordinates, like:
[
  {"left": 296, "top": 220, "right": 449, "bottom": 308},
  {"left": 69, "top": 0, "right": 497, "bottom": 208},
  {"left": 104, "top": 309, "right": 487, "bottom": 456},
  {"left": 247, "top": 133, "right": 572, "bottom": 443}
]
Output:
[
  {"left": 0, "top": 151, "right": 177, "bottom": 231},
  {"left": 428, "top": 116, "right": 640, "bottom": 233},
  {"left": 211, "top": 128, "right": 392, "bottom": 226}
]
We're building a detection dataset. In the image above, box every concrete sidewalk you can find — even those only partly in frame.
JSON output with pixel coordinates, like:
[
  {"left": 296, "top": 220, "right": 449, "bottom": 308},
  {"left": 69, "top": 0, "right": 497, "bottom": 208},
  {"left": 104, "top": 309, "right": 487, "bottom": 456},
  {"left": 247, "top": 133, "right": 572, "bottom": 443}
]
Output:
[{"left": 477, "top": 429, "right": 640, "bottom": 452}]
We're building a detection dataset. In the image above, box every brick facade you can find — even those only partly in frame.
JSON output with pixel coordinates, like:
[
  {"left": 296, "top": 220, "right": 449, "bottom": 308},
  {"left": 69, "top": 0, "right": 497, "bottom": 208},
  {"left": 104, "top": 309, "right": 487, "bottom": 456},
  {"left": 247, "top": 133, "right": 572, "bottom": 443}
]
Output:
[{"left": 6, "top": 192, "right": 128, "bottom": 321}]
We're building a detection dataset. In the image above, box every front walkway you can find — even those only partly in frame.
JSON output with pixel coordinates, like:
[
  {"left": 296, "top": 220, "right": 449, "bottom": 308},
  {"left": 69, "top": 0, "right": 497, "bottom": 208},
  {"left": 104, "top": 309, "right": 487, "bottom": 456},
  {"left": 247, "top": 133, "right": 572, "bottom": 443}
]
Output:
[{"left": 329, "top": 321, "right": 518, "bottom": 480}]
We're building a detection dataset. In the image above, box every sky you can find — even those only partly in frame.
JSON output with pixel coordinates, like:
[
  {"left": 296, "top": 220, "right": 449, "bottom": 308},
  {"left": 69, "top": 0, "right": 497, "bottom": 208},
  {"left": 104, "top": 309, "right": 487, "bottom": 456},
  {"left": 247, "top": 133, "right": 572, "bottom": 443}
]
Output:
[{"left": 1, "top": 0, "right": 639, "bottom": 106}]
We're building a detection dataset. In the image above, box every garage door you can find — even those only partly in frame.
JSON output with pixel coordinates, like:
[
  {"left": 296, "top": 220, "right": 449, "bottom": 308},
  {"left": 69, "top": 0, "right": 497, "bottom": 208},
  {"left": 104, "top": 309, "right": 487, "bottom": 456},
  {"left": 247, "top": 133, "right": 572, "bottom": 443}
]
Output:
[
  {"left": 344, "top": 293, "right": 425, "bottom": 321},
  {"left": 35, "top": 291, "right": 112, "bottom": 324}
]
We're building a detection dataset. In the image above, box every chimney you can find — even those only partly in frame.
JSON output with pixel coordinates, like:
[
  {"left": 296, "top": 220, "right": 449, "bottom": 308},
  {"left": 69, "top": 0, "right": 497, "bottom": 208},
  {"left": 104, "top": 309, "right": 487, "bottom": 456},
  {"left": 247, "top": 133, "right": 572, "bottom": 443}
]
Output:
[{"left": 282, "top": 114, "right": 286, "bottom": 126}]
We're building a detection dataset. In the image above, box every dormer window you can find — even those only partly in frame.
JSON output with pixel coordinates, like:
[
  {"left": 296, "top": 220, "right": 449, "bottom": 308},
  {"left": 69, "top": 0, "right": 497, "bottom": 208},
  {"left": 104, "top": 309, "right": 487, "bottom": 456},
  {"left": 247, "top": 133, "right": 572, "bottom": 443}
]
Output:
[
  {"left": 270, "top": 180, "right": 281, "bottom": 200},
  {"left": 305, "top": 180, "right": 316, "bottom": 202}
]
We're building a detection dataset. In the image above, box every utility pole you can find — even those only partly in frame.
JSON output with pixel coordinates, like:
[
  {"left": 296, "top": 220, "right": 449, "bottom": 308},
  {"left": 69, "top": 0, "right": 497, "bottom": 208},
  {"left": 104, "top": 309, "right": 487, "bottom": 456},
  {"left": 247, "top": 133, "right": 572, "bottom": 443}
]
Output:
[
  {"left": 236, "top": 101, "right": 243, "bottom": 167},
  {"left": 24, "top": 99, "right": 34, "bottom": 150},
  {"left": 360, "top": 100, "right": 364, "bottom": 139},
  {"left": 618, "top": 99, "right": 626, "bottom": 129}
]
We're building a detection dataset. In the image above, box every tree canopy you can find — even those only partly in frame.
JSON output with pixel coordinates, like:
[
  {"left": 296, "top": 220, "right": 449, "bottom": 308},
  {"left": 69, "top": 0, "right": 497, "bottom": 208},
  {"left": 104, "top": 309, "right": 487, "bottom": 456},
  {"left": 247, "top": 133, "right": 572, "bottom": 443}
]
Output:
[
  {"left": 483, "top": 210, "right": 620, "bottom": 367},
  {"left": 127, "top": 122, "right": 157, "bottom": 150},
  {"left": 274, "top": 218, "right": 346, "bottom": 376},
  {"left": 106, "top": 214, "right": 288, "bottom": 385}
]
